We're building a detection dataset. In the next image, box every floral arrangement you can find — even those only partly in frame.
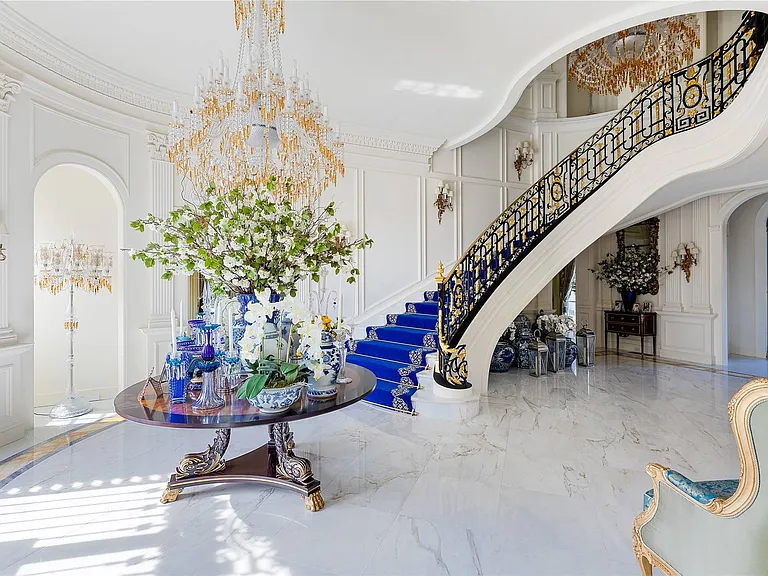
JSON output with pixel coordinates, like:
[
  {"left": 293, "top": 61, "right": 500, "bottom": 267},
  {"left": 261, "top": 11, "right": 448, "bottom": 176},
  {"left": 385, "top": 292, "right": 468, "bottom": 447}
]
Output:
[
  {"left": 590, "top": 245, "right": 670, "bottom": 294},
  {"left": 236, "top": 290, "right": 325, "bottom": 398},
  {"left": 130, "top": 179, "right": 373, "bottom": 296},
  {"left": 538, "top": 314, "right": 576, "bottom": 336}
]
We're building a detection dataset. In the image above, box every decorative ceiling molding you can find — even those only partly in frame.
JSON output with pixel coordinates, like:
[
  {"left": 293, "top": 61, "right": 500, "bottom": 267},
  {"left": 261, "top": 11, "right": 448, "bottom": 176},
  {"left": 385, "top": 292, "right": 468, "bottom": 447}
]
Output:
[
  {"left": 0, "top": 73, "right": 21, "bottom": 114},
  {"left": 0, "top": 4, "right": 441, "bottom": 159},
  {"left": 0, "top": 4, "right": 173, "bottom": 115},
  {"left": 146, "top": 131, "right": 169, "bottom": 162},
  {"left": 341, "top": 132, "right": 441, "bottom": 158}
]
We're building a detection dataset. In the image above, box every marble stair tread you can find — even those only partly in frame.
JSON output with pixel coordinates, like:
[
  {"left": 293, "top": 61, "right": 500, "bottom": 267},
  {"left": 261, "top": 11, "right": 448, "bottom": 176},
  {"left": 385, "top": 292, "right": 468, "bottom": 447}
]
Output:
[
  {"left": 406, "top": 301, "right": 438, "bottom": 315},
  {"left": 363, "top": 378, "right": 418, "bottom": 414},
  {"left": 367, "top": 325, "right": 437, "bottom": 348},
  {"left": 351, "top": 339, "right": 434, "bottom": 366},
  {"left": 387, "top": 313, "right": 438, "bottom": 330},
  {"left": 346, "top": 353, "right": 422, "bottom": 386}
]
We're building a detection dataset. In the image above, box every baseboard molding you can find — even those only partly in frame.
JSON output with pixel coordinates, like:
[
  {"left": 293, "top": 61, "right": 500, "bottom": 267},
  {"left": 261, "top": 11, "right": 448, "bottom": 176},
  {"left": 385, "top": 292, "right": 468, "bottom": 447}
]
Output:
[
  {"left": 728, "top": 345, "right": 759, "bottom": 358},
  {"left": 35, "top": 385, "right": 116, "bottom": 409},
  {"left": 0, "top": 417, "right": 24, "bottom": 448},
  {"left": 658, "top": 347, "right": 715, "bottom": 366}
]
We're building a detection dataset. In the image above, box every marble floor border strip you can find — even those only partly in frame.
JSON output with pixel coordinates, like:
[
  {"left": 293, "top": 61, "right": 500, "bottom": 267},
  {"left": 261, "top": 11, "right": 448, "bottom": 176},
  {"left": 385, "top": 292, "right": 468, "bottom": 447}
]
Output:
[
  {"left": 0, "top": 415, "right": 124, "bottom": 490},
  {"left": 597, "top": 350, "right": 763, "bottom": 380}
]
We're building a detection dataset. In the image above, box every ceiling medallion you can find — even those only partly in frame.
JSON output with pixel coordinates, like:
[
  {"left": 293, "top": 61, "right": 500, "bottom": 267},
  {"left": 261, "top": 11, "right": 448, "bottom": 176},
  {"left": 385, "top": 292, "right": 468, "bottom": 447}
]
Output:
[
  {"left": 568, "top": 14, "right": 700, "bottom": 96},
  {"left": 168, "top": 0, "right": 344, "bottom": 205}
]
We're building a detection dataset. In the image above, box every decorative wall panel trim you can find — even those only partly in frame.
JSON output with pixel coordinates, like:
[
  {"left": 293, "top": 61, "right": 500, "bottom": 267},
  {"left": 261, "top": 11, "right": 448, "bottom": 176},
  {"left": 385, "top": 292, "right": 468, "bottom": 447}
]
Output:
[
  {"left": 0, "top": 73, "right": 21, "bottom": 114},
  {"left": 0, "top": 6, "right": 173, "bottom": 114},
  {"left": 147, "top": 131, "right": 174, "bottom": 328},
  {"left": 342, "top": 132, "right": 440, "bottom": 158},
  {"left": 0, "top": 75, "right": 19, "bottom": 344}
]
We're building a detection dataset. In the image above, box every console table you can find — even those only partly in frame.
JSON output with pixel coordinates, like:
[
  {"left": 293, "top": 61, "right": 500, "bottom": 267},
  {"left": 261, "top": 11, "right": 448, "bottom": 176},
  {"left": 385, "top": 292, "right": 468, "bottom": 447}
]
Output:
[
  {"left": 114, "top": 364, "right": 376, "bottom": 512},
  {"left": 603, "top": 310, "right": 657, "bottom": 356}
]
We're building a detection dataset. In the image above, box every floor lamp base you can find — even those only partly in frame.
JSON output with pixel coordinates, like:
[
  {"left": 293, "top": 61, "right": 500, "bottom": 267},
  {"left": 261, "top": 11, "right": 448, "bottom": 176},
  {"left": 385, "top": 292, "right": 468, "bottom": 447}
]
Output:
[{"left": 49, "top": 395, "right": 93, "bottom": 419}]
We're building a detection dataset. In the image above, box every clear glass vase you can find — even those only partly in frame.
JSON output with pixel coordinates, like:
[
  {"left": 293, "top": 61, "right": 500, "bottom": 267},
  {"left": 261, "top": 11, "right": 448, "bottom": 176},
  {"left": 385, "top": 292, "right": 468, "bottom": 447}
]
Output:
[{"left": 191, "top": 324, "right": 224, "bottom": 412}]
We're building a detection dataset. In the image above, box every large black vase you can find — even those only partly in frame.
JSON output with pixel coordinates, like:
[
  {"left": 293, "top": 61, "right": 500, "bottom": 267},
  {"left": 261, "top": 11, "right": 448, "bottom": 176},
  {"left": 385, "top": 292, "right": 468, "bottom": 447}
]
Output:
[{"left": 620, "top": 289, "right": 637, "bottom": 312}]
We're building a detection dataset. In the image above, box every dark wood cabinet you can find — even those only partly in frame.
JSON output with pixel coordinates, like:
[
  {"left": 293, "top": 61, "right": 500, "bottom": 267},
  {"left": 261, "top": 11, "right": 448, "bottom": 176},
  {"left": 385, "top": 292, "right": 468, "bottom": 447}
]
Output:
[{"left": 604, "top": 311, "right": 657, "bottom": 356}]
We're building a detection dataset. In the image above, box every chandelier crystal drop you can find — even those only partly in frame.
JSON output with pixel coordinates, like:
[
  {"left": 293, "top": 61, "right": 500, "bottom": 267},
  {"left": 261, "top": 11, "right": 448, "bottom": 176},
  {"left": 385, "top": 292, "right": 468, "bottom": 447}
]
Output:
[
  {"left": 35, "top": 239, "right": 113, "bottom": 295},
  {"left": 168, "top": 0, "right": 344, "bottom": 205},
  {"left": 568, "top": 14, "right": 700, "bottom": 96}
]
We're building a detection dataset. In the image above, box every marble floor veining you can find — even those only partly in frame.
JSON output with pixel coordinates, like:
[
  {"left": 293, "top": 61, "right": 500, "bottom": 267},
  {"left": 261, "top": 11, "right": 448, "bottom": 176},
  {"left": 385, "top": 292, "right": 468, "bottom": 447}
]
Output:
[{"left": 0, "top": 356, "right": 752, "bottom": 576}]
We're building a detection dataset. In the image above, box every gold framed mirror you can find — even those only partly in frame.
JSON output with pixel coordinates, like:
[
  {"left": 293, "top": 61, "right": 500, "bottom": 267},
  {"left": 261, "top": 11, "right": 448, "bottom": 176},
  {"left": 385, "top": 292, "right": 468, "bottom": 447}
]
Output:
[{"left": 616, "top": 217, "right": 661, "bottom": 295}]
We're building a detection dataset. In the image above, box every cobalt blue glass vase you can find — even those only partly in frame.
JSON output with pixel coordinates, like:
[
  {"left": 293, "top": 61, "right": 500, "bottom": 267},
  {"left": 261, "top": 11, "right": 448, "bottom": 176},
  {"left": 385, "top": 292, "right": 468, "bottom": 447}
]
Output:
[
  {"left": 166, "top": 354, "right": 187, "bottom": 404},
  {"left": 620, "top": 289, "right": 637, "bottom": 312}
]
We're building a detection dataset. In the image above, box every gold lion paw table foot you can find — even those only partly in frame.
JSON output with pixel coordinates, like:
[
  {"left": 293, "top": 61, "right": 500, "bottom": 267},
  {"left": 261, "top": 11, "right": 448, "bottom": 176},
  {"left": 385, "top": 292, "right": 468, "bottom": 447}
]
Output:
[{"left": 114, "top": 365, "right": 375, "bottom": 512}]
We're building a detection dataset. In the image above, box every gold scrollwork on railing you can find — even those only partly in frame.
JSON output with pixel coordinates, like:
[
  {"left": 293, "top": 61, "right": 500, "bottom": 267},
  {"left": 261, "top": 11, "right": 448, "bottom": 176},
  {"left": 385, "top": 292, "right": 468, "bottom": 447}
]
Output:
[{"left": 435, "top": 12, "right": 768, "bottom": 387}]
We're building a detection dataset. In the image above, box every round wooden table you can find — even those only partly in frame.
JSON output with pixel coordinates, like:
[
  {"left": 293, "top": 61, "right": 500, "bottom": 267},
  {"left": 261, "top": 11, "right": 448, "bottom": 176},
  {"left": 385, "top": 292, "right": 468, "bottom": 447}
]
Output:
[{"left": 114, "top": 365, "right": 376, "bottom": 511}]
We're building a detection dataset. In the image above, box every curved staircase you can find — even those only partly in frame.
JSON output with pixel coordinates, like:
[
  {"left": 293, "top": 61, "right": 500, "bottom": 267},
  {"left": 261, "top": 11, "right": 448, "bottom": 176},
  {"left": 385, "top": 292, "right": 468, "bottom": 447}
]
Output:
[
  {"left": 350, "top": 291, "right": 439, "bottom": 413},
  {"left": 434, "top": 11, "right": 768, "bottom": 394}
]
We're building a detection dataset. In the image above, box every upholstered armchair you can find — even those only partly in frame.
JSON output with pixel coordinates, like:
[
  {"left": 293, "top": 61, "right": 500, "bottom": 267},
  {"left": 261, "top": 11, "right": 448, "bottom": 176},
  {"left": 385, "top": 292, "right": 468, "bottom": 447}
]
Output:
[{"left": 633, "top": 379, "right": 768, "bottom": 575}]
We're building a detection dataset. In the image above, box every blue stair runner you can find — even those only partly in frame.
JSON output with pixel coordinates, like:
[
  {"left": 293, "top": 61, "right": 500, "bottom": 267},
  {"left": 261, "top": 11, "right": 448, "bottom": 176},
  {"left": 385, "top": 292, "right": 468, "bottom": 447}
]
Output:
[{"left": 349, "top": 290, "right": 439, "bottom": 414}]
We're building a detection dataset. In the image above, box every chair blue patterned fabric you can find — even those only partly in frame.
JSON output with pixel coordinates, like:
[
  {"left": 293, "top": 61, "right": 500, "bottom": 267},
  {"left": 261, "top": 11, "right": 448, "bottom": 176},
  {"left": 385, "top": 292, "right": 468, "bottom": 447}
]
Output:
[
  {"left": 633, "top": 379, "right": 768, "bottom": 576},
  {"left": 642, "top": 478, "right": 739, "bottom": 511}
]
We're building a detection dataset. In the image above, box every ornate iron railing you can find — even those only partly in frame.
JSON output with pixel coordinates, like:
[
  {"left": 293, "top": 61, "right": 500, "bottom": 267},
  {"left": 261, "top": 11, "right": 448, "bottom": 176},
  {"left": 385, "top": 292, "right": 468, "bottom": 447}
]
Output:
[{"left": 436, "top": 11, "right": 768, "bottom": 388}]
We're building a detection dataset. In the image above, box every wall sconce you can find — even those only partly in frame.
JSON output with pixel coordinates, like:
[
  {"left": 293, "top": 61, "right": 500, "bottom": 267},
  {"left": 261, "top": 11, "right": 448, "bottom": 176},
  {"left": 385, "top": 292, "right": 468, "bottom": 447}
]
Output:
[
  {"left": 0, "top": 221, "right": 7, "bottom": 262},
  {"left": 514, "top": 141, "right": 534, "bottom": 180},
  {"left": 434, "top": 180, "right": 454, "bottom": 225},
  {"left": 671, "top": 242, "right": 699, "bottom": 283}
]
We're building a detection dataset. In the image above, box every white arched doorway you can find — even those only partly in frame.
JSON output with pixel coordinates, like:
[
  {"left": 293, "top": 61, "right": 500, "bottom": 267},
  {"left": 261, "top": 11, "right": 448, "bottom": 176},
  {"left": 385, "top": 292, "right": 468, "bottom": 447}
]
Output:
[
  {"left": 725, "top": 194, "right": 768, "bottom": 358},
  {"left": 31, "top": 155, "right": 128, "bottom": 410},
  {"left": 714, "top": 188, "right": 768, "bottom": 370}
]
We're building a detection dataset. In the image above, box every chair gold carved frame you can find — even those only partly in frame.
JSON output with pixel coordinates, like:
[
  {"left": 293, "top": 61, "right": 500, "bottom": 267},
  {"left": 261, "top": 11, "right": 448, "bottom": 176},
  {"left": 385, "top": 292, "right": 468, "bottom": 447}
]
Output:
[{"left": 632, "top": 379, "right": 767, "bottom": 575}]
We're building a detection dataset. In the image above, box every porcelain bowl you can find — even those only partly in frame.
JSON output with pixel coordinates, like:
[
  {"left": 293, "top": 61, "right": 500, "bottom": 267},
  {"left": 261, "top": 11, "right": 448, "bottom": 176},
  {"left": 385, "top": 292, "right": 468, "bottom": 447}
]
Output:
[{"left": 247, "top": 382, "right": 305, "bottom": 414}]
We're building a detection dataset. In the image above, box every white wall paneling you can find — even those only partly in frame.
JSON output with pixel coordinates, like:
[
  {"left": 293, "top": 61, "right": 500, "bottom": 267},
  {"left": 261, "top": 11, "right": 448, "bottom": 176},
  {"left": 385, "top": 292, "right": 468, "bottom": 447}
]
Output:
[
  {"left": 0, "top": 73, "right": 20, "bottom": 346},
  {"left": 663, "top": 208, "right": 683, "bottom": 312},
  {"left": 461, "top": 128, "right": 502, "bottom": 181},
  {"left": 146, "top": 131, "right": 174, "bottom": 329},
  {"left": 460, "top": 183, "right": 504, "bottom": 252},
  {"left": 0, "top": 73, "right": 26, "bottom": 448},
  {"left": 361, "top": 169, "right": 421, "bottom": 310},
  {"left": 0, "top": 345, "right": 31, "bottom": 447}
]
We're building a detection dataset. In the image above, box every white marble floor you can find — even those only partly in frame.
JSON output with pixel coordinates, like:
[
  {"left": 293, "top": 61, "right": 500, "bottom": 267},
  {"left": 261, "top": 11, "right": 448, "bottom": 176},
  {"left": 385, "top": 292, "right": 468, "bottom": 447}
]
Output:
[
  {"left": 0, "top": 355, "right": 749, "bottom": 576},
  {"left": 0, "top": 400, "right": 117, "bottom": 463}
]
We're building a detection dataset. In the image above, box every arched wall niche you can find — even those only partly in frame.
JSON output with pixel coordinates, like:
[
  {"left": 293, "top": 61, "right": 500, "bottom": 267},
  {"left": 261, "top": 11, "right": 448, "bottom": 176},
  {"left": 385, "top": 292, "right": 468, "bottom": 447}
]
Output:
[
  {"left": 31, "top": 153, "right": 128, "bottom": 396},
  {"left": 720, "top": 190, "right": 768, "bottom": 361}
]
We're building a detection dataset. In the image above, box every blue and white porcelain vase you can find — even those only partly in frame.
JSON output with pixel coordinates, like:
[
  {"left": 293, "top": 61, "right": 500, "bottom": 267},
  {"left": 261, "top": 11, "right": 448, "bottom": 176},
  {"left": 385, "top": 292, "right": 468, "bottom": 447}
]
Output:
[
  {"left": 514, "top": 330, "right": 533, "bottom": 369},
  {"left": 307, "top": 332, "right": 340, "bottom": 401},
  {"left": 490, "top": 341, "right": 515, "bottom": 372},
  {"left": 248, "top": 382, "right": 305, "bottom": 414},
  {"left": 565, "top": 339, "right": 578, "bottom": 368},
  {"left": 232, "top": 293, "right": 256, "bottom": 355},
  {"left": 232, "top": 292, "right": 283, "bottom": 356}
]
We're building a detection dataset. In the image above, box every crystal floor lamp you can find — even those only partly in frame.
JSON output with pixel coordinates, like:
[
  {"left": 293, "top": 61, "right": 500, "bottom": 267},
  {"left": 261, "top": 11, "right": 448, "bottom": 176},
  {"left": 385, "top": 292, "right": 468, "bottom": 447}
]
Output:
[{"left": 35, "top": 237, "right": 113, "bottom": 419}]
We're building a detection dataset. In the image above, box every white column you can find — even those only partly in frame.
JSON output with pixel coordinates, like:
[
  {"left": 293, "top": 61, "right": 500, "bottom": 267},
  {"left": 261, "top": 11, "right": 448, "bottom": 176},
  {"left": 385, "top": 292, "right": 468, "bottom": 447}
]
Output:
[
  {"left": 146, "top": 131, "right": 174, "bottom": 328},
  {"left": 0, "top": 74, "right": 21, "bottom": 346},
  {"left": 663, "top": 208, "right": 683, "bottom": 312}
]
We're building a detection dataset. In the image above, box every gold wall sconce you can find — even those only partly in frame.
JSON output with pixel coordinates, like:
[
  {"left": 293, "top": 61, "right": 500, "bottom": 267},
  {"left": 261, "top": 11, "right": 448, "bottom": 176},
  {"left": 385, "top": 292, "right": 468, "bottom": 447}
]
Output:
[
  {"left": 0, "top": 221, "right": 7, "bottom": 262},
  {"left": 514, "top": 141, "right": 534, "bottom": 180},
  {"left": 671, "top": 242, "right": 699, "bottom": 282},
  {"left": 434, "top": 181, "right": 454, "bottom": 225}
]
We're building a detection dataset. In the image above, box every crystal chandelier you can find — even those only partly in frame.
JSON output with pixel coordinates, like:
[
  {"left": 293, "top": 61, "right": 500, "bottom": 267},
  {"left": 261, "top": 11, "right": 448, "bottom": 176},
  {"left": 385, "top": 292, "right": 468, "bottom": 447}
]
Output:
[
  {"left": 568, "top": 15, "right": 700, "bottom": 96},
  {"left": 168, "top": 0, "right": 344, "bottom": 205},
  {"left": 35, "top": 239, "right": 113, "bottom": 296},
  {"left": 35, "top": 237, "right": 113, "bottom": 419}
]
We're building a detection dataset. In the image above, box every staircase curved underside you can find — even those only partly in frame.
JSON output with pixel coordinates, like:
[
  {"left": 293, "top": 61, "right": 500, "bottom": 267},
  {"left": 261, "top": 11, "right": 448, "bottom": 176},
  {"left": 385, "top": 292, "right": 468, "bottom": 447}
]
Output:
[{"left": 436, "top": 12, "right": 768, "bottom": 393}]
